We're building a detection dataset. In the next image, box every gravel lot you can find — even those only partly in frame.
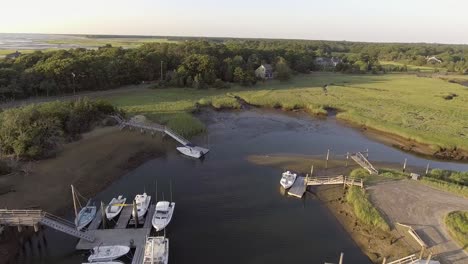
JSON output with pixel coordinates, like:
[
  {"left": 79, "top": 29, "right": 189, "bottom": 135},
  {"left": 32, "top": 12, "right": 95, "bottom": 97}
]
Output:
[{"left": 368, "top": 180, "right": 468, "bottom": 264}]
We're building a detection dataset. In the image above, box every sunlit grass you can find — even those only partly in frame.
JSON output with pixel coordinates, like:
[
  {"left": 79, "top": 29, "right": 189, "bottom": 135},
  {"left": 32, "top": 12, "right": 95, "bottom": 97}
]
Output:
[
  {"left": 445, "top": 211, "right": 468, "bottom": 249},
  {"left": 104, "top": 73, "right": 468, "bottom": 152},
  {"left": 346, "top": 186, "right": 390, "bottom": 231}
]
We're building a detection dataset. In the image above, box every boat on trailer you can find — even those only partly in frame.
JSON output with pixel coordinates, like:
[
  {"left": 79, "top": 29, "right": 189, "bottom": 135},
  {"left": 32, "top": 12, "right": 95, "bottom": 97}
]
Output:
[
  {"left": 132, "top": 192, "right": 151, "bottom": 220},
  {"left": 75, "top": 201, "right": 97, "bottom": 230},
  {"left": 87, "top": 245, "right": 130, "bottom": 262},
  {"left": 280, "top": 171, "right": 297, "bottom": 189},
  {"left": 105, "top": 195, "right": 126, "bottom": 220},
  {"left": 143, "top": 236, "right": 169, "bottom": 264},
  {"left": 152, "top": 201, "right": 175, "bottom": 231}
]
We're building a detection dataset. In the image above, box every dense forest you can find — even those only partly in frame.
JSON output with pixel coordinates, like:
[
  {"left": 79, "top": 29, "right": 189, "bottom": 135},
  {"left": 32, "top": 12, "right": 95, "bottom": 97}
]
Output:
[{"left": 0, "top": 39, "right": 467, "bottom": 100}]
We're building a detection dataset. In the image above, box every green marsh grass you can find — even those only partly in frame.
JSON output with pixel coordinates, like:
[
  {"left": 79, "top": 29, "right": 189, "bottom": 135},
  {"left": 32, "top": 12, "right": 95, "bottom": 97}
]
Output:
[
  {"left": 346, "top": 186, "right": 390, "bottom": 231},
  {"left": 445, "top": 211, "right": 468, "bottom": 249}
]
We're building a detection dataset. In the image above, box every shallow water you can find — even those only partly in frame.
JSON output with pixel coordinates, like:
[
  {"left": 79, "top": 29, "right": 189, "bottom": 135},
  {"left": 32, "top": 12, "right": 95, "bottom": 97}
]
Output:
[{"left": 16, "top": 109, "right": 468, "bottom": 264}]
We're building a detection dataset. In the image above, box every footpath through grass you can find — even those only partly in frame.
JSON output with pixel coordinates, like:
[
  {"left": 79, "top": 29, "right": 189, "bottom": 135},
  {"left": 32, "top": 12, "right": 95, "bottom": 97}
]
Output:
[
  {"left": 105, "top": 73, "right": 468, "bottom": 152},
  {"left": 445, "top": 211, "right": 468, "bottom": 250}
]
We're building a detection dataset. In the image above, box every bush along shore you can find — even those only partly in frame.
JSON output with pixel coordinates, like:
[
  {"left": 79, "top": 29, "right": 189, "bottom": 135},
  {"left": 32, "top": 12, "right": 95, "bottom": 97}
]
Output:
[
  {"left": 445, "top": 211, "right": 468, "bottom": 250},
  {"left": 0, "top": 98, "right": 120, "bottom": 160}
]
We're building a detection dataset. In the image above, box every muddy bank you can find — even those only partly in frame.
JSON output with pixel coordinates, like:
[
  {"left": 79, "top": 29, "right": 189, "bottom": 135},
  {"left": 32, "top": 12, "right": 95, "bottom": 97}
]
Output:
[{"left": 0, "top": 126, "right": 167, "bottom": 215}]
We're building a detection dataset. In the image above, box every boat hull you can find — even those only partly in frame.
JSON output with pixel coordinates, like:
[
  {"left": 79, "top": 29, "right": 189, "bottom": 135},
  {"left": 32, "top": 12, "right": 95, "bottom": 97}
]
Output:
[
  {"left": 75, "top": 206, "right": 97, "bottom": 230},
  {"left": 132, "top": 194, "right": 151, "bottom": 220},
  {"left": 88, "top": 245, "right": 130, "bottom": 262},
  {"left": 106, "top": 196, "right": 126, "bottom": 220},
  {"left": 152, "top": 202, "right": 175, "bottom": 231}
]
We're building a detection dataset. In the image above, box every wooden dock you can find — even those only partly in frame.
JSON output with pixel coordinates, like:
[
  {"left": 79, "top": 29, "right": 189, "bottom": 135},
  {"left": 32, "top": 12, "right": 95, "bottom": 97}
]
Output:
[
  {"left": 288, "top": 177, "right": 306, "bottom": 198},
  {"left": 75, "top": 204, "right": 155, "bottom": 250},
  {"left": 286, "top": 175, "right": 364, "bottom": 198}
]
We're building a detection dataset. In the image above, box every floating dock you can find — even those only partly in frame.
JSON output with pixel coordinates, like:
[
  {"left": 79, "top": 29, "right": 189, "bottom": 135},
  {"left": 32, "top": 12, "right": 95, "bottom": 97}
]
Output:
[
  {"left": 288, "top": 177, "right": 306, "bottom": 198},
  {"left": 75, "top": 205, "right": 155, "bottom": 250},
  {"left": 287, "top": 175, "right": 364, "bottom": 198}
]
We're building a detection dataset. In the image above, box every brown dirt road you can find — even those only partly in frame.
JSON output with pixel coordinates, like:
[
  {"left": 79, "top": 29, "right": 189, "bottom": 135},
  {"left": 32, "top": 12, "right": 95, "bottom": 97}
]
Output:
[{"left": 368, "top": 180, "right": 468, "bottom": 264}]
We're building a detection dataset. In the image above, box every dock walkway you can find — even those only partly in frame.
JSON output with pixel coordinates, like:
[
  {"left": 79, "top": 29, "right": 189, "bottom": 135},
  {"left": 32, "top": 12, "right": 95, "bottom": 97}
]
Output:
[{"left": 287, "top": 175, "right": 364, "bottom": 198}]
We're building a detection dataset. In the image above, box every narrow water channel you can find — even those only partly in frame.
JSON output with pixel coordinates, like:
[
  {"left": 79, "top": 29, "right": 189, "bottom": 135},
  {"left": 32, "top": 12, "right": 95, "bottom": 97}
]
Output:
[{"left": 17, "top": 109, "right": 468, "bottom": 264}]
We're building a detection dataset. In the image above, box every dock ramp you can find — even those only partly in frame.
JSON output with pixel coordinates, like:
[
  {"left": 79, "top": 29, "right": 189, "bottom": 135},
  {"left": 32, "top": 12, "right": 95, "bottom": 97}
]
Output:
[{"left": 350, "top": 152, "right": 378, "bottom": 175}]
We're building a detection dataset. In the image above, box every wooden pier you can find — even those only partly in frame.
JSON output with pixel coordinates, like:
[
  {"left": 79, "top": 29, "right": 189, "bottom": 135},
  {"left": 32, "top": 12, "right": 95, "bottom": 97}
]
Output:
[
  {"left": 75, "top": 204, "right": 155, "bottom": 250},
  {"left": 287, "top": 175, "right": 364, "bottom": 198}
]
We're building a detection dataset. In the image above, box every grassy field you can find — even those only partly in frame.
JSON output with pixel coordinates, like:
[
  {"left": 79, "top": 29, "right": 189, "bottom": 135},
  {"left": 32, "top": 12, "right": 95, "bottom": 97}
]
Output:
[
  {"left": 105, "top": 73, "right": 468, "bottom": 154},
  {"left": 346, "top": 186, "right": 390, "bottom": 231},
  {"left": 380, "top": 61, "right": 443, "bottom": 73},
  {"left": 445, "top": 211, "right": 468, "bottom": 249},
  {"left": 45, "top": 37, "right": 179, "bottom": 48},
  {"left": 420, "top": 177, "right": 468, "bottom": 198}
]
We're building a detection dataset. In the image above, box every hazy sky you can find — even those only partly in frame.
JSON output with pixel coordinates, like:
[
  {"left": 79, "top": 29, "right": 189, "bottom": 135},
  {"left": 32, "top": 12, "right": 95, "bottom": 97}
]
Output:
[{"left": 2, "top": 0, "right": 468, "bottom": 44}]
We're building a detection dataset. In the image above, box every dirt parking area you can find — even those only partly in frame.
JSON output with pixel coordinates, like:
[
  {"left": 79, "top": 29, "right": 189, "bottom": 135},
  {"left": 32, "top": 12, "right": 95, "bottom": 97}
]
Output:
[{"left": 368, "top": 180, "right": 468, "bottom": 264}]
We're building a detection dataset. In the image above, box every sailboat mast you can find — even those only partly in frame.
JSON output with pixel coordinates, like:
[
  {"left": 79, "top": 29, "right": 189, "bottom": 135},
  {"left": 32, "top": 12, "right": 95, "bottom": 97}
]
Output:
[{"left": 71, "top": 185, "right": 78, "bottom": 217}]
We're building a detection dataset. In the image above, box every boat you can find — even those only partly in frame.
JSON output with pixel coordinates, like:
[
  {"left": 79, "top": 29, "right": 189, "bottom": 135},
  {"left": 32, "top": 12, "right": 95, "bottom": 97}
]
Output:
[
  {"left": 132, "top": 193, "right": 151, "bottom": 220},
  {"left": 75, "top": 201, "right": 97, "bottom": 230},
  {"left": 87, "top": 245, "right": 130, "bottom": 262},
  {"left": 176, "top": 144, "right": 203, "bottom": 158},
  {"left": 152, "top": 201, "right": 175, "bottom": 231},
  {"left": 105, "top": 195, "right": 126, "bottom": 220},
  {"left": 143, "top": 236, "right": 169, "bottom": 264},
  {"left": 280, "top": 171, "right": 297, "bottom": 189}
]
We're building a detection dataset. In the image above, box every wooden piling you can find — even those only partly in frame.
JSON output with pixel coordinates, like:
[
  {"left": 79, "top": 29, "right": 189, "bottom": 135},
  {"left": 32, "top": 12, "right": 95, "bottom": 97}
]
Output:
[
  {"left": 326, "top": 149, "right": 330, "bottom": 169},
  {"left": 403, "top": 158, "right": 407, "bottom": 172},
  {"left": 382, "top": 257, "right": 386, "bottom": 264},
  {"left": 338, "top": 252, "right": 344, "bottom": 264},
  {"left": 346, "top": 152, "right": 349, "bottom": 167},
  {"left": 33, "top": 223, "right": 39, "bottom": 233},
  {"left": 425, "top": 163, "right": 430, "bottom": 175},
  {"left": 132, "top": 200, "right": 139, "bottom": 228},
  {"left": 366, "top": 148, "right": 369, "bottom": 158},
  {"left": 425, "top": 253, "right": 432, "bottom": 264},
  {"left": 419, "top": 247, "right": 425, "bottom": 259},
  {"left": 101, "top": 202, "right": 106, "bottom": 229}
]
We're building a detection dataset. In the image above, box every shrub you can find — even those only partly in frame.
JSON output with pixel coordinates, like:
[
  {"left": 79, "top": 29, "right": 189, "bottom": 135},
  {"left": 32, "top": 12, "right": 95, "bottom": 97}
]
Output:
[
  {"left": 346, "top": 186, "right": 390, "bottom": 231},
  {"left": 0, "top": 98, "right": 118, "bottom": 159},
  {"left": 445, "top": 211, "right": 468, "bottom": 249}
]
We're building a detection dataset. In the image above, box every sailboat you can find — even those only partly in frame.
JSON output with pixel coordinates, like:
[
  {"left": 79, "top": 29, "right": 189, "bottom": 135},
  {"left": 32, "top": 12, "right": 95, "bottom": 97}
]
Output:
[
  {"left": 151, "top": 201, "right": 175, "bottom": 231},
  {"left": 87, "top": 245, "right": 130, "bottom": 262},
  {"left": 71, "top": 185, "right": 96, "bottom": 230},
  {"left": 132, "top": 192, "right": 151, "bottom": 220},
  {"left": 280, "top": 171, "right": 297, "bottom": 189},
  {"left": 143, "top": 236, "right": 169, "bottom": 264},
  {"left": 75, "top": 201, "right": 97, "bottom": 230},
  {"left": 105, "top": 195, "right": 126, "bottom": 220}
]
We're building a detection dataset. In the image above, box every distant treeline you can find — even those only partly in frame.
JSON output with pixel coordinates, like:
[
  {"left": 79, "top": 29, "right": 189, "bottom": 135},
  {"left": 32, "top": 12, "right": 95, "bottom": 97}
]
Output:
[{"left": 0, "top": 39, "right": 467, "bottom": 100}]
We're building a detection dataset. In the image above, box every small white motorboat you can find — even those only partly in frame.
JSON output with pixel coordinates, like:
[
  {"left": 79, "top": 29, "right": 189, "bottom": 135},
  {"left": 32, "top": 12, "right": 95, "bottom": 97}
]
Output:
[
  {"left": 87, "top": 245, "right": 130, "bottom": 262},
  {"left": 280, "top": 171, "right": 297, "bottom": 189},
  {"left": 143, "top": 236, "right": 169, "bottom": 264},
  {"left": 132, "top": 193, "right": 151, "bottom": 220},
  {"left": 152, "top": 201, "right": 175, "bottom": 231},
  {"left": 177, "top": 144, "right": 203, "bottom": 158},
  {"left": 105, "top": 195, "right": 126, "bottom": 220},
  {"left": 75, "top": 201, "right": 97, "bottom": 230}
]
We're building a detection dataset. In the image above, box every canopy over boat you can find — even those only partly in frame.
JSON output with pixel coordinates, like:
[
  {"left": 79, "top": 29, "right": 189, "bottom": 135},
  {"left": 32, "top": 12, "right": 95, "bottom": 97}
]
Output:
[{"left": 88, "top": 245, "right": 130, "bottom": 262}]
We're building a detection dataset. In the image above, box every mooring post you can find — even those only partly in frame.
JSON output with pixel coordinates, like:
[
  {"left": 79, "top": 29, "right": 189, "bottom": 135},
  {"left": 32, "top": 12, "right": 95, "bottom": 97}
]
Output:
[
  {"left": 71, "top": 185, "right": 78, "bottom": 218},
  {"left": 132, "top": 200, "right": 139, "bottom": 228},
  {"left": 403, "top": 158, "right": 407, "bottom": 172},
  {"left": 326, "top": 149, "right": 330, "bottom": 169},
  {"left": 382, "top": 257, "right": 387, "bottom": 264},
  {"left": 366, "top": 148, "right": 369, "bottom": 158},
  {"left": 33, "top": 223, "right": 39, "bottom": 233},
  {"left": 346, "top": 152, "right": 349, "bottom": 167},
  {"left": 338, "top": 252, "right": 344, "bottom": 264},
  {"left": 425, "top": 163, "right": 430, "bottom": 175},
  {"left": 101, "top": 202, "right": 106, "bottom": 229}
]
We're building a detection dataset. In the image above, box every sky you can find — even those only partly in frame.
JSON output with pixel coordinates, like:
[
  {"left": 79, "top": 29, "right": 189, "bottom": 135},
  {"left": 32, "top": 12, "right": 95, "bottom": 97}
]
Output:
[{"left": 2, "top": 0, "right": 468, "bottom": 44}]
